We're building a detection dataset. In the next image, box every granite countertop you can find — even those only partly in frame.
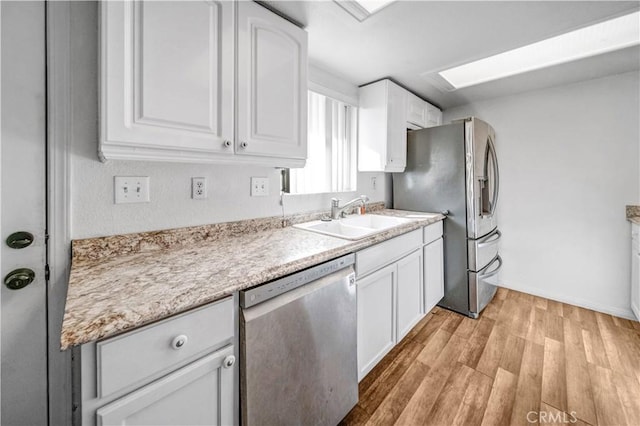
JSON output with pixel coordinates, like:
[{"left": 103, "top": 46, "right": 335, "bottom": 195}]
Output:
[
  {"left": 627, "top": 205, "right": 640, "bottom": 225},
  {"left": 61, "top": 208, "right": 445, "bottom": 349}
]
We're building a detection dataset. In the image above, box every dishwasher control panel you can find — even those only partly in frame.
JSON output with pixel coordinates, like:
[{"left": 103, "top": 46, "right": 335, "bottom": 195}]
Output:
[{"left": 239, "top": 253, "right": 355, "bottom": 308}]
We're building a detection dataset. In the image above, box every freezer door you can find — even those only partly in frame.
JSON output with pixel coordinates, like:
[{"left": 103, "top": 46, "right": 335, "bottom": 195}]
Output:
[
  {"left": 468, "top": 255, "right": 502, "bottom": 317},
  {"left": 466, "top": 119, "right": 499, "bottom": 239},
  {"left": 467, "top": 228, "right": 501, "bottom": 272}
]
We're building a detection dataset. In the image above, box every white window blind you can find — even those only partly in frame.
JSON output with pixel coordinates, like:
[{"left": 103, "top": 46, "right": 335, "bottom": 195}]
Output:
[{"left": 290, "top": 91, "right": 357, "bottom": 194}]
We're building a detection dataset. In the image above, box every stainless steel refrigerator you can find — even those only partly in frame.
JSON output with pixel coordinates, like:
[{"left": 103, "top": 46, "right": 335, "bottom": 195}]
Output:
[{"left": 393, "top": 117, "right": 502, "bottom": 318}]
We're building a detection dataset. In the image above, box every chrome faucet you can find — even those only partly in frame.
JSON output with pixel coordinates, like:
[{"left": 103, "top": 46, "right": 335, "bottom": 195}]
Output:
[{"left": 331, "top": 195, "right": 370, "bottom": 219}]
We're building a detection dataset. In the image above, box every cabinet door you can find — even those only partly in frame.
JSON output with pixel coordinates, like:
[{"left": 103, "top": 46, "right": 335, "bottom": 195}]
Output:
[
  {"left": 96, "top": 346, "right": 235, "bottom": 426},
  {"left": 406, "top": 92, "right": 427, "bottom": 128},
  {"left": 424, "top": 238, "right": 445, "bottom": 313},
  {"left": 425, "top": 104, "right": 443, "bottom": 127},
  {"left": 396, "top": 249, "right": 424, "bottom": 341},
  {"left": 236, "top": 1, "right": 307, "bottom": 162},
  {"left": 357, "top": 264, "right": 396, "bottom": 381},
  {"left": 385, "top": 81, "right": 407, "bottom": 172},
  {"left": 100, "top": 1, "right": 234, "bottom": 161}
]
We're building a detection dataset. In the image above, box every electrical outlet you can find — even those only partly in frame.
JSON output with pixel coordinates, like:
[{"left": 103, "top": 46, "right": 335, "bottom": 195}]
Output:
[
  {"left": 371, "top": 176, "right": 377, "bottom": 191},
  {"left": 251, "top": 177, "right": 269, "bottom": 197},
  {"left": 191, "top": 177, "right": 207, "bottom": 199},
  {"left": 114, "top": 176, "right": 150, "bottom": 204}
]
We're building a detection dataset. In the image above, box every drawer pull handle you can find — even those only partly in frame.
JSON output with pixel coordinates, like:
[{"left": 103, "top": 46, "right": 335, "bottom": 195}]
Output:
[
  {"left": 171, "top": 335, "right": 188, "bottom": 350},
  {"left": 223, "top": 355, "right": 236, "bottom": 369}
]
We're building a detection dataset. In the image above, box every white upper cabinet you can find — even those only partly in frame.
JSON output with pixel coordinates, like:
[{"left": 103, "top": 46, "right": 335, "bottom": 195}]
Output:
[
  {"left": 100, "top": 1, "right": 234, "bottom": 162},
  {"left": 358, "top": 80, "right": 407, "bottom": 173},
  {"left": 407, "top": 92, "right": 442, "bottom": 128},
  {"left": 358, "top": 79, "right": 441, "bottom": 173},
  {"left": 425, "top": 103, "right": 443, "bottom": 128},
  {"left": 406, "top": 92, "right": 427, "bottom": 128},
  {"left": 100, "top": 1, "right": 307, "bottom": 166},
  {"left": 236, "top": 1, "right": 307, "bottom": 165}
]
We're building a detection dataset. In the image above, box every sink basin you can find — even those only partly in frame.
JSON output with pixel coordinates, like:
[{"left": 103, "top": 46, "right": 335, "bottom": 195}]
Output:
[
  {"left": 293, "top": 214, "right": 412, "bottom": 240},
  {"left": 340, "top": 214, "right": 411, "bottom": 229}
]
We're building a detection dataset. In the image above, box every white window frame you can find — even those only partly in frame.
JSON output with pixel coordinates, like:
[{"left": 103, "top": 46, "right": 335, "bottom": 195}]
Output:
[{"left": 289, "top": 90, "right": 357, "bottom": 194}]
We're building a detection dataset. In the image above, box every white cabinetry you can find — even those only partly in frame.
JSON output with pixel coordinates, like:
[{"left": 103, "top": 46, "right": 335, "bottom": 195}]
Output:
[
  {"left": 100, "top": 1, "right": 306, "bottom": 167},
  {"left": 96, "top": 347, "right": 234, "bottom": 426},
  {"left": 79, "top": 297, "right": 236, "bottom": 426},
  {"left": 396, "top": 249, "right": 424, "bottom": 340},
  {"left": 358, "top": 80, "right": 407, "bottom": 172},
  {"left": 631, "top": 224, "right": 640, "bottom": 320},
  {"left": 407, "top": 92, "right": 441, "bottom": 128},
  {"left": 355, "top": 221, "right": 444, "bottom": 380},
  {"left": 236, "top": 1, "right": 307, "bottom": 162},
  {"left": 358, "top": 79, "right": 442, "bottom": 172},
  {"left": 357, "top": 264, "right": 396, "bottom": 380}
]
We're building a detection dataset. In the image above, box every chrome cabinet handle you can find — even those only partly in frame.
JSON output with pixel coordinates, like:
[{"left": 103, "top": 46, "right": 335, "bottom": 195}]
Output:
[
  {"left": 171, "top": 334, "right": 188, "bottom": 350},
  {"left": 240, "top": 142, "right": 248, "bottom": 149},
  {"left": 223, "top": 140, "right": 231, "bottom": 148},
  {"left": 223, "top": 355, "right": 236, "bottom": 369}
]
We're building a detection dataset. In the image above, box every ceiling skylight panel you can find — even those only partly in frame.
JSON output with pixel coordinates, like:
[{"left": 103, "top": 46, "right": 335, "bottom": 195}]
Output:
[{"left": 439, "top": 11, "right": 640, "bottom": 89}]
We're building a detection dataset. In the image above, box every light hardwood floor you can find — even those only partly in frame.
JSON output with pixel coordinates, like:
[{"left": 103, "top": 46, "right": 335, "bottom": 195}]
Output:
[{"left": 341, "top": 288, "right": 640, "bottom": 426}]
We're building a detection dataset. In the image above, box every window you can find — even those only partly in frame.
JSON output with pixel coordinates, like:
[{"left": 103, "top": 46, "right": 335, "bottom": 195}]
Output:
[{"left": 290, "top": 91, "right": 357, "bottom": 194}]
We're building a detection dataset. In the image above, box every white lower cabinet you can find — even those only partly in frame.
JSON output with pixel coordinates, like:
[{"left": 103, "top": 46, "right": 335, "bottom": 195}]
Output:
[
  {"left": 357, "top": 264, "right": 396, "bottom": 381},
  {"left": 96, "top": 346, "right": 234, "bottom": 426},
  {"left": 78, "top": 297, "right": 237, "bottom": 426},
  {"left": 424, "top": 237, "right": 445, "bottom": 313},
  {"left": 396, "top": 249, "right": 424, "bottom": 341},
  {"left": 356, "top": 221, "right": 444, "bottom": 381}
]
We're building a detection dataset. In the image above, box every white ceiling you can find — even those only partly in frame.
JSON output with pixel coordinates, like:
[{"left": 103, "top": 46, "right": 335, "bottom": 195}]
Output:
[{"left": 263, "top": 1, "right": 640, "bottom": 108}]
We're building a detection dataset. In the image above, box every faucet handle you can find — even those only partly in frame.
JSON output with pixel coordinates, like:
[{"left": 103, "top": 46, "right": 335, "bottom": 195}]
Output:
[{"left": 331, "top": 198, "right": 341, "bottom": 207}]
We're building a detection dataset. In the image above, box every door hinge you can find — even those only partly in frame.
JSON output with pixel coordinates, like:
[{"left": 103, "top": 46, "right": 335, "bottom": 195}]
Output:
[{"left": 45, "top": 264, "right": 50, "bottom": 281}]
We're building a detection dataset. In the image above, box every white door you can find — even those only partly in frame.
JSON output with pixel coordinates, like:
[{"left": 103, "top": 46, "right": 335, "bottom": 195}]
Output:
[
  {"left": 357, "top": 264, "right": 395, "bottom": 381},
  {"left": 236, "top": 1, "right": 307, "bottom": 160},
  {"left": 97, "top": 346, "right": 235, "bottom": 426},
  {"left": 1, "top": 2, "right": 49, "bottom": 424},
  {"left": 396, "top": 249, "right": 424, "bottom": 341}
]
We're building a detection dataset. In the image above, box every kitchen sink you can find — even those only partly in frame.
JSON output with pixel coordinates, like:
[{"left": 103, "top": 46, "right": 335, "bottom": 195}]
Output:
[
  {"left": 293, "top": 214, "right": 412, "bottom": 240},
  {"left": 340, "top": 214, "right": 411, "bottom": 229}
]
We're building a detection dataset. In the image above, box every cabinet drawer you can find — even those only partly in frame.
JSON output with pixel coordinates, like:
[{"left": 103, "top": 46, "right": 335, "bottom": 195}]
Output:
[
  {"left": 96, "top": 297, "right": 233, "bottom": 398},
  {"left": 357, "top": 229, "right": 422, "bottom": 277},
  {"left": 423, "top": 221, "right": 443, "bottom": 245}
]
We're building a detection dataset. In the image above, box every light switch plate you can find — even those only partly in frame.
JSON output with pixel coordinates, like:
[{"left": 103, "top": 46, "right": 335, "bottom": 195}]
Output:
[
  {"left": 114, "top": 176, "right": 150, "bottom": 204},
  {"left": 251, "top": 177, "right": 269, "bottom": 197}
]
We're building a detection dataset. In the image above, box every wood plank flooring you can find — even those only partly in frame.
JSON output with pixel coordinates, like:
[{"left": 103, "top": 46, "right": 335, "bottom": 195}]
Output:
[{"left": 341, "top": 288, "right": 640, "bottom": 426}]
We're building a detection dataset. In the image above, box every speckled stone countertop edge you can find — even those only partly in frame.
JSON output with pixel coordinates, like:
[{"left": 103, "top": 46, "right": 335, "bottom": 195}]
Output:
[
  {"left": 626, "top": 205, "right": 640, "bottom": 224},
  {"left": 61, "top": 208, "right": 444, "bottom": 350}
]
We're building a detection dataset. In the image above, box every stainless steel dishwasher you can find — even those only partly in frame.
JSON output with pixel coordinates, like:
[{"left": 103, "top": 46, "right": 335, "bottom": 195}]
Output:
[{"left": 239, "top": 254, "right": 357, "bottom": 426}]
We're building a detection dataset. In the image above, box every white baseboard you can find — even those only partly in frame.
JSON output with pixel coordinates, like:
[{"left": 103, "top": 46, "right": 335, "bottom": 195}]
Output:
[
  {"left": 632, "top": 302, "right": 640, "bottom": 322},
  {"left": 497, "top": 280, "right": 637, "bottom": 321}
]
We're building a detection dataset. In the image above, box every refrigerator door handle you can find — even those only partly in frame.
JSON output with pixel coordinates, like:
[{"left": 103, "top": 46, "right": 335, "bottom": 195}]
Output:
[
  {"left": 480, "top": 255, "right": 502, "bottom": 279},
  {"left": 488, "top": 137, "right": 499, "bottom": 216},
  {"left": 478, "top": 229, "right": 501, "bottom": 247}
]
